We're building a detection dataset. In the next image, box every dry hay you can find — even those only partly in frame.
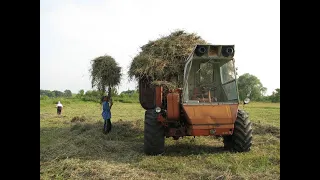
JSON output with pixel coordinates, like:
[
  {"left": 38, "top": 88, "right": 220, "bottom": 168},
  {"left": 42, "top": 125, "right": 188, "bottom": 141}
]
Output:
[
  {"left": 128, "top": 30, "right": 208, "bottom": 88},
  {"left": 253, "top": 123, "right": 280, "bottom": 138},
  {"left": 71, "top": 116, "right": 87, "bottom": 122},
  {"left": 90, "top": 55, "right": 122, "bottom": 92},
  {"left": 151, "top": 80, "right": 177, "bottom": 90}
]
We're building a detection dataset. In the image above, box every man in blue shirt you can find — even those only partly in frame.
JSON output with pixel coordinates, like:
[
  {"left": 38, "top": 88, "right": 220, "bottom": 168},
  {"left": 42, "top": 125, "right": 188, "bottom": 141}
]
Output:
[{"left": 102, "top": 96, "right": 112, "bottom": 134}]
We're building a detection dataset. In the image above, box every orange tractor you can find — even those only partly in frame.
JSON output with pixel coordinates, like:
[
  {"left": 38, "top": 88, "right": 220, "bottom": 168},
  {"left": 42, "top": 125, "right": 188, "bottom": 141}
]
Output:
[{"left": 139, "top": 45, "right": 252, "bottom": 155}]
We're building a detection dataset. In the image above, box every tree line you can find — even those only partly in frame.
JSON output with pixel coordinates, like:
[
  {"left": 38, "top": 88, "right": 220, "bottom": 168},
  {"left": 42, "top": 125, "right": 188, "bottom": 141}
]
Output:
[
  {"left": 40, "top": 88, "right": 140, "bottom": 103},
  {"left": 237, "top": 73, "right": 280, "bottom": 103},
  {"left": 40, "top": 89, "right": 72, "bottom": 98},
  {"left": 40, "top": 78, "right": 280, "bottom": 103}
]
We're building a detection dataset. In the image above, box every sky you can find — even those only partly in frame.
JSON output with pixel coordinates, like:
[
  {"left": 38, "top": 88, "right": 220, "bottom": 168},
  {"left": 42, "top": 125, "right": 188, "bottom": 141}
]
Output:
[{"left": 40, "top": 0, "right": 280, "bottom": 95}]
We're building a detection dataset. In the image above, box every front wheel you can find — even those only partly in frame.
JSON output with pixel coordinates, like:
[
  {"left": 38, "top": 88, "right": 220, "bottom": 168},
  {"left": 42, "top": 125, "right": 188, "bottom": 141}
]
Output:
[
  {"left": 223, "top": 109, "right": 253, "bottom": 152},
  {"left": 144, "top": 109, "right": 165, "bottom": 155}
]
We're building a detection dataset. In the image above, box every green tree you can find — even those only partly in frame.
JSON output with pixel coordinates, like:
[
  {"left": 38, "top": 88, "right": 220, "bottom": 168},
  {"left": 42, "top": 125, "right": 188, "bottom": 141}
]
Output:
[
  {"left": 40, "top": 95, "right": 49, "bottom": 100},
  {"left": 40, "top": 89, "right": 55, "bottom": 97},
  {"left": 52, "top": 90, "right": 64, "bottom": 97},
  {"left": 83, "top": 90, "right": 101, "bottom": 102},
  {"left": 237, "top": 73, "right": 267, "bottom": 101},
  {"left": 77, "top": 89, "right": 85, "bottom": 98},
  {"left": 110, "top": 87, "right": 118, "bottom": 97},
  {"left": 89, "top": 55, "right": 122, "bottom": 97},
  {"left": 120, "top": 89, "right": 137, "bottom": 97},
  {"left": 64, "top": 89, "right": 72, "bottom": 97},
  {"left": 269, "top": 88, "right": 280, "bottom": 102}
]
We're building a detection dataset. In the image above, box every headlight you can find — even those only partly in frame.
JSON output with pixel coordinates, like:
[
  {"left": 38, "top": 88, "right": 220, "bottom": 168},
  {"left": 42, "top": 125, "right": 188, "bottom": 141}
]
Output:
[{"left": 155, "top": 107, "right": 161, "bottom": 113}]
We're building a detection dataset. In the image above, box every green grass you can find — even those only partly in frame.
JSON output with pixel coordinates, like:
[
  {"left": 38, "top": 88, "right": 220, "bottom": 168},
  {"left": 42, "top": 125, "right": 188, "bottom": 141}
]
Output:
[{"left": 40, "top": 100, "right": 280, "bottom": 180}]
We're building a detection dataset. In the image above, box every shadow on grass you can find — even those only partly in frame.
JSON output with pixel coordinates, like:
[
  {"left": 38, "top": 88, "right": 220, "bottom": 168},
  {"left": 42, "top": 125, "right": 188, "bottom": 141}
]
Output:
[{"left": 164, "top": 143, "right": 228, "bottom": 156}]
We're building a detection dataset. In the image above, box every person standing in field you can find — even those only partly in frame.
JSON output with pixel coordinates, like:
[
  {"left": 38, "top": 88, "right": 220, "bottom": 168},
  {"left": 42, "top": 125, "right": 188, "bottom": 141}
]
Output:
[
  {"left": 102, "top": 96, "right": 113, "bottom": 134},
  {"left": 56, "top": 101, "right": 63, "bottom": 115}
]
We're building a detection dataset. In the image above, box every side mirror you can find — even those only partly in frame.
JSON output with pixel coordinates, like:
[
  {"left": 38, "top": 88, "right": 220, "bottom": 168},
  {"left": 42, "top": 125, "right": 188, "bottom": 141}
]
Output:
[{"left": 244, "top": 98, "right": 250, "bottom": 105}]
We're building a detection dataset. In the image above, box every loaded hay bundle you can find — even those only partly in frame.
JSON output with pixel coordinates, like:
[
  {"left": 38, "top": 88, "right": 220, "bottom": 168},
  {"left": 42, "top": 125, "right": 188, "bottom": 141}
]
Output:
[
  {"left": 90, "top": 55, "right": 122, "bottom": 96},
  {"left": 128, "top": 30, "right": 208, "bottom": 88}
]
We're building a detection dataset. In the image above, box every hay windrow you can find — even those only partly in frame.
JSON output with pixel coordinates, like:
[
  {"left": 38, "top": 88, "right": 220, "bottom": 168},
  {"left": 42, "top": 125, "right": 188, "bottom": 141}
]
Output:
[
  {"left": 71, "top": 116, "right": 87, "bottom": 122},
  {"left": 253, "top": 123, "right": 280, "bottom": 138},
  {"left": 128, "top": 30, "right": 208, "bottom": 87}
]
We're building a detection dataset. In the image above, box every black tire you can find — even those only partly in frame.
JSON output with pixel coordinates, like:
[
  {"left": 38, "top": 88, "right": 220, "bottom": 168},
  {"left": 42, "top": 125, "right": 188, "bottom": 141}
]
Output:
[
  {"left": 144, "top": 109, "right": 165, "bottom": 155},
  {"left": 223, "top": 109, "right": 252, "bottom": 152}
]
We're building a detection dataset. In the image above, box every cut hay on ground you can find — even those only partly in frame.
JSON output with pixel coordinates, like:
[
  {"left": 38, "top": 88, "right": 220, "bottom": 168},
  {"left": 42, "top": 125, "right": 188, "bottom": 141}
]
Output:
[{"left": 71, "top": 116, "right": 87, "bottom": 122}]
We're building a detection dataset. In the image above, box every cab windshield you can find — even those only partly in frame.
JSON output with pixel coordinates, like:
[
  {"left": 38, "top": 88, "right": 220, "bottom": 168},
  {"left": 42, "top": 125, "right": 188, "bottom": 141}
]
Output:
[{"left": 183, "top": 59, "right": 238, "bottom": 103}]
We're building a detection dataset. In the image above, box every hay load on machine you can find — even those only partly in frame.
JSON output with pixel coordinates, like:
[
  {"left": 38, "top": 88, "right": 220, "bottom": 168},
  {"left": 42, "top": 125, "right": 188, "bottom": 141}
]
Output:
[{"left": 129, "top": 31, "right": 252, "bottom": 155}]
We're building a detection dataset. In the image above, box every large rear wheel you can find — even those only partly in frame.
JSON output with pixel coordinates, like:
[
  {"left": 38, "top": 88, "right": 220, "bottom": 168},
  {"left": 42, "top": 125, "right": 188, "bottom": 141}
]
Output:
[
  {"left": 223, "top": 109, "right": 252, "bottom": 152},
  {"left": 144, "top": 109, "right": 165, "bottom": 155}
]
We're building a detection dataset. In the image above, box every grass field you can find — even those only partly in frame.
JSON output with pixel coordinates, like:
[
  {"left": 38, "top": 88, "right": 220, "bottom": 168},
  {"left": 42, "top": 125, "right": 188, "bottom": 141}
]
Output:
[{"left": 40, "top": 99, "right": 280, "bottom": 180}]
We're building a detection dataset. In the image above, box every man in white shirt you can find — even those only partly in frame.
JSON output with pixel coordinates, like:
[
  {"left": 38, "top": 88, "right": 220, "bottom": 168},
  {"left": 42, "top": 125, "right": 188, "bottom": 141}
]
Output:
[{"left": 56, "top": 101, "right": 63, "bottom": 115}]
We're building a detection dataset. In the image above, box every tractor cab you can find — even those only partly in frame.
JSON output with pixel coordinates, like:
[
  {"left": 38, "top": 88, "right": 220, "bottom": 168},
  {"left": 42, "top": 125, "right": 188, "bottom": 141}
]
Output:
[{"left": 182, "top": 45, "right": 239, "bottom": 104}]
